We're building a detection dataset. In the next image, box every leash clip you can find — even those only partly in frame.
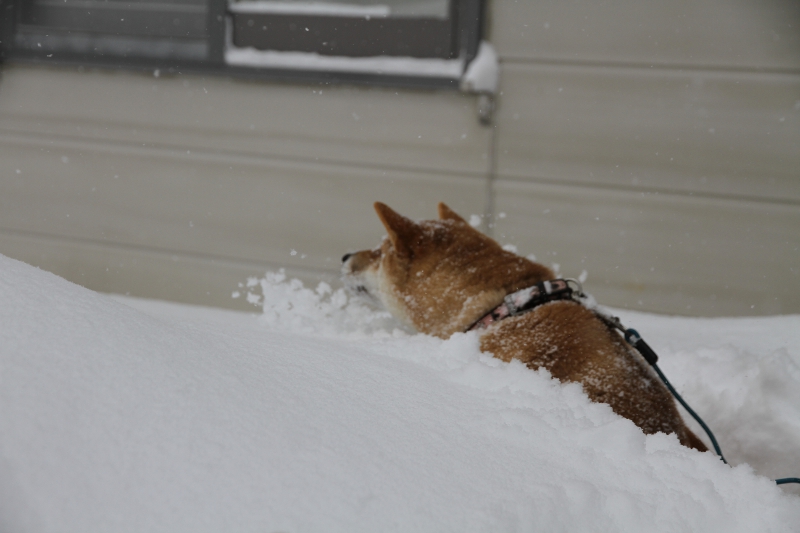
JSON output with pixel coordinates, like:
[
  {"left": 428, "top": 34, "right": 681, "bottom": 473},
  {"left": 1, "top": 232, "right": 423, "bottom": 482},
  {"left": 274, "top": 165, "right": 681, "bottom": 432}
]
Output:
[
  {"left": 624, "top": 328, "right": 659, "bottom": 366},
  {"left": 563, "top": 278, "right": 585, "bottom": 299}
]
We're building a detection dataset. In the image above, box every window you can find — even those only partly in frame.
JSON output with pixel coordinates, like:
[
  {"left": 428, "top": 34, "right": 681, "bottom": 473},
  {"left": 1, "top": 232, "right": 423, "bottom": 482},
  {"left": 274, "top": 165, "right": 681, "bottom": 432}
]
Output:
[
  {"left": 9, "top": 0, "right": 211, "bottom": 61},
  {"left": 1, "top": 0, "right": 485, "bottom": 89}
]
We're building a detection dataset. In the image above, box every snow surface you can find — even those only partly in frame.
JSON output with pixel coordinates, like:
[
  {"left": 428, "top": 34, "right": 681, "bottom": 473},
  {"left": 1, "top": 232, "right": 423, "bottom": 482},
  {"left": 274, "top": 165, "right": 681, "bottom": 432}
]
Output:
[{"left": 1, "top": 255, "right": 799, "bottom": 532}]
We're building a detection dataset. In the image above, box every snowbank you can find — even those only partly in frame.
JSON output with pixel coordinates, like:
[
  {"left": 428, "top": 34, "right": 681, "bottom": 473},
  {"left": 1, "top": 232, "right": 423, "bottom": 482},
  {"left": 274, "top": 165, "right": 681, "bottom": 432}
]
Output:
[{"left": 1, "top": 255, "right": 798, "bottom": 532}]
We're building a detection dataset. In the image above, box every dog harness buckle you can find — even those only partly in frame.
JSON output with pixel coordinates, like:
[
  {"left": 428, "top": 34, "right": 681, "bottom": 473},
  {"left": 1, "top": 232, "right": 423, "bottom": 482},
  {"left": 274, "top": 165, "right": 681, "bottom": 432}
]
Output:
[{"left": 504, "top": 279, "right": 572, "bottom": 316}]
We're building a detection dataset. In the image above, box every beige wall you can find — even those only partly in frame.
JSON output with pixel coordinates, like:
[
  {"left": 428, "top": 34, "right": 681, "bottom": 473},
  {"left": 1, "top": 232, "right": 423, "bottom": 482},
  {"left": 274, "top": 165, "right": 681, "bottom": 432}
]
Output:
[
  {"left": 0, "top": 66, "right": 489, "bottom": 310},
  {"left": 1, "top": 0, "right": 798, "bottom": 316},
  {"left": 486, "top": 0, "right": 800, "bottom": 315}
]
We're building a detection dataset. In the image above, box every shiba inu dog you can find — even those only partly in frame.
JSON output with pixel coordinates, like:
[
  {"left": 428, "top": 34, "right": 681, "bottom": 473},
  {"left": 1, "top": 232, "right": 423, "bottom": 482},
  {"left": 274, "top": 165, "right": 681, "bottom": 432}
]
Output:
[{"left": 342, "top": 202, "right": 707, "bottom": 451}]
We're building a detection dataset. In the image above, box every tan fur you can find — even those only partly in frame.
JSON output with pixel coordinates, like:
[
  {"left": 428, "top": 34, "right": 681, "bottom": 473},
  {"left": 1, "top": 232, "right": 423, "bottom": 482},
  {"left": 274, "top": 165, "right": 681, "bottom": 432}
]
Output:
[{"left": 343, "top": 202, "right": 707, "bottom": 452}]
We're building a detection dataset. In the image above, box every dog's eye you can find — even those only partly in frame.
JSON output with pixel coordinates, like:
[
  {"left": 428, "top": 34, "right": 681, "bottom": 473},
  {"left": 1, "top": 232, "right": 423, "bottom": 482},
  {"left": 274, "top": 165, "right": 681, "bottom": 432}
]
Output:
[
  {"left": 342, "top": 253, "right": 352, "bottom": 263},
  {"left": 356, "top": 286, "right": 368, "bottom": 294}
]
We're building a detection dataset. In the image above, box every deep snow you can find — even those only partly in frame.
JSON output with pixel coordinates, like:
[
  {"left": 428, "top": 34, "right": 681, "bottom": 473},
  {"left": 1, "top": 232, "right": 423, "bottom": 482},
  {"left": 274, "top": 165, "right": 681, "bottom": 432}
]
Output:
[{"left": 1, "top": 255, "right": 798, "bottom": 532}]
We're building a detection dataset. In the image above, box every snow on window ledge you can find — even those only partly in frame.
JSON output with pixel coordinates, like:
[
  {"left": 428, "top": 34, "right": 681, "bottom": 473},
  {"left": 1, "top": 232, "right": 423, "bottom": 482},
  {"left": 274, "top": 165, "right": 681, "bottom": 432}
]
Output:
[
  {"left": 460, "top": 42, "right": 498, "bottom": 94},
  {"left": 228, "top": 1, "right": 391, "bottom": 18},
  {"left": 224, "top": 41, "right": 498, "bottom": 90},
  {"left": 225, "top": 47, "right": 465, "bottom": 79}
]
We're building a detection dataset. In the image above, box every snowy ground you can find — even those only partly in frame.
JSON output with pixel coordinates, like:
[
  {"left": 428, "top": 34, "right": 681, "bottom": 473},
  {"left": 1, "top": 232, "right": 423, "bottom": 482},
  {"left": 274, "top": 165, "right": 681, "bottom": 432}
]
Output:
[{"left": 1, "top": 254, "right": 798, "bottom": 532}]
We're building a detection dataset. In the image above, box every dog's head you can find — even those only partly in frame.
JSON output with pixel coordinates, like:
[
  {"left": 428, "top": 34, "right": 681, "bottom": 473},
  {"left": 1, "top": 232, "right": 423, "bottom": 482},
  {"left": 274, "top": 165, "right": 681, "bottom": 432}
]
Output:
[{"left": 342, "top": 202, "right": 554, "bottom": 337}]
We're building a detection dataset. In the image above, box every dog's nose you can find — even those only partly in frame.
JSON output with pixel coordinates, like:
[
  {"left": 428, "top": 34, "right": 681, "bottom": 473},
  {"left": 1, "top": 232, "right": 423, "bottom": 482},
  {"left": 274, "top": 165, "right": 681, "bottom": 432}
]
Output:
[{"left": 341, "top": 253, "right": 352, "bottom": 263}]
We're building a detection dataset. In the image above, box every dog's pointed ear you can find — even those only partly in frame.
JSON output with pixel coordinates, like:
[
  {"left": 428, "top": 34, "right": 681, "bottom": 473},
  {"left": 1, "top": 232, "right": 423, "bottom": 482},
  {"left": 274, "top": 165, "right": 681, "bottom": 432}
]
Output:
[
  {"left": 438, "top": 202, "right": 467, "bottom": 224},
  {"left": 374, "top": 202, "right": 416, "bottom": 257}
]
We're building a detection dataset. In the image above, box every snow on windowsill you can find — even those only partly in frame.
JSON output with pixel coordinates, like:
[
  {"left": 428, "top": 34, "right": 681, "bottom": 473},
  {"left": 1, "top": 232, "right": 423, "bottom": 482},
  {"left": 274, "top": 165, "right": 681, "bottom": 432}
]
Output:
[
  {"left": 460, "top": 41, "right": 498, "bottom": 93},
  {"left": 225, "top": 47, "right": 465, "bottom": 78},
  {"left": 229, "top": 1, "right": 390, "bottom": 18}
]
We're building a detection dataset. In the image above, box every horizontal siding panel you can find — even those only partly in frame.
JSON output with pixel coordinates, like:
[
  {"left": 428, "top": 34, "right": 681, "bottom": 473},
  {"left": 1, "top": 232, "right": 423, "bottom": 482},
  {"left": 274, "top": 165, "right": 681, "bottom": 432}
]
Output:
[
  {"left": 496, "top": 64, "right": 800, "bottom": 203},
  {"left": 492, "top": 181, "right": 800, "bottom": 316},
  {"left": 490, "top": 0, "right": 800, "bottom": 70},
  {"left": 0, "top": 231, "right": 283, "bottom": 312},
  {"left": 0, "top": 64, "right": 491, "bottom": 177},
  {"left": 0, "top": 134, "right": 487, "bottom": 281}
]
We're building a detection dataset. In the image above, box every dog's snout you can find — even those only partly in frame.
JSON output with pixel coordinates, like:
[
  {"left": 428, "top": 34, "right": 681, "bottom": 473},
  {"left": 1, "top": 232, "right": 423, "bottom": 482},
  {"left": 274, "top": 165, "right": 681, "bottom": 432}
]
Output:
[{"left": 342, "top": 253, "right": 352, "bottom": 263}]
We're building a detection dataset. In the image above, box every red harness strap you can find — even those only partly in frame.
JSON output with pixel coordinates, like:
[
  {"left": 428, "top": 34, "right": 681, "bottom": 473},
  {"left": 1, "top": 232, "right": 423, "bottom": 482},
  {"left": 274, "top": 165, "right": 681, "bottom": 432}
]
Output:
[{"left": 467, "top": 279, "right": 575, "bottom": 332}]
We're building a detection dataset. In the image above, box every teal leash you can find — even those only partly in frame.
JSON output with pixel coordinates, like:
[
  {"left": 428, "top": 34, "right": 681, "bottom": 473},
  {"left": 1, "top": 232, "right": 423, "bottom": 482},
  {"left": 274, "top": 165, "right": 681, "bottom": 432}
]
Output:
[
  {"left": 570, "top": 283, "right": 800, "bottom": 487},
  {"left": 621, "top": 326, "right": 798, "bottom": 485},
  {"left": 624, "top": 328, "right": 726, "bottom": 463},
  {"left": 494, "top": 279, "right": 799, "bottom": 486}
]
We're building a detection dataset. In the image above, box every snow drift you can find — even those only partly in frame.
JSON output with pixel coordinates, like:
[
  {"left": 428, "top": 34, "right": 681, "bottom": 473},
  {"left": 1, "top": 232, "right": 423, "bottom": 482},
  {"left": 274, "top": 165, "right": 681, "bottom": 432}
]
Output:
[{"left": 0, "top": 254, "right": 798, "bottom": 532}]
